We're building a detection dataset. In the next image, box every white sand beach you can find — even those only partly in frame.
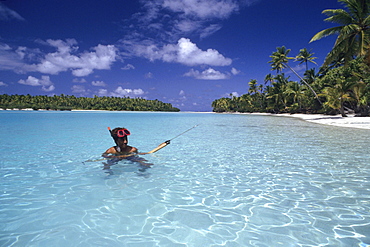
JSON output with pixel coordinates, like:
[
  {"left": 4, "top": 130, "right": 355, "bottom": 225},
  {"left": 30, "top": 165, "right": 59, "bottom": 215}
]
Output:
[{"left": 248, "top": 113, "right": 370, "bottom": 130}]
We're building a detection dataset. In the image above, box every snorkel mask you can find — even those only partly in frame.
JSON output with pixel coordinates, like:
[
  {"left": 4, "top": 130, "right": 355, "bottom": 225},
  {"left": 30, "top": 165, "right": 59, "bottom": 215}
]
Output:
[
  {"left": 117, "top": 128, "right": 130, "bottom": 137},
  {"left": 108, "top": 127, "right": 131, "bottom": 140}
]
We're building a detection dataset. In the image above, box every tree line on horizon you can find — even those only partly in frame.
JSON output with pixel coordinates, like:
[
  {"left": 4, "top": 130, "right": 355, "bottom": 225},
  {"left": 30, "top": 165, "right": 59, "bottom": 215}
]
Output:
[
  {"left": 212, "top": 0, "right": 370, "bottom": 117},
  {"left": 0, "top": 94, "right": 180, "bottom": 112}
]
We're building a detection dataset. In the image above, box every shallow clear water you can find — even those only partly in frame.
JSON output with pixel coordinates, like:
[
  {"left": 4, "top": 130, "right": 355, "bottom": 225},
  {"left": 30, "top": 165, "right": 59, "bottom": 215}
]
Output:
[{"left": 0, "top": 111, "right": 369, "bottom": 247}]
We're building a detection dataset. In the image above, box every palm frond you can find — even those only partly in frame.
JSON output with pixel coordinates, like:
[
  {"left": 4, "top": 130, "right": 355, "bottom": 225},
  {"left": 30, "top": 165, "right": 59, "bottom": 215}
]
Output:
[
  {"left": 310, "top": 26, "right": 342, "bottom": 42},
  {"left": 323, "top": 9, "right": 353, "bottom": 25}
]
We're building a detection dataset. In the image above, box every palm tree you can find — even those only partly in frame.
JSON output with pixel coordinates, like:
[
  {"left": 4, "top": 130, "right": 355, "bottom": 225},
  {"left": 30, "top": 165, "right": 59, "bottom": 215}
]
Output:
[
  {"left": 295, "top": 48, "right": 317, "bottom": 70},
  {"left": 310, "top": 0, "right": 370, "bottom": 66},
  {"left": 264, "top": 73, "right": 274, "bottom": 86},
  {"left": 248, "top": 79, "right": 258, "bottom": 94},
  {"left": 269, "top": 46, "right": 292, "bottom": 73},
  {"left": 352, "top": 80, "right": 370, "bottom": 116},
  {"left": 284, "top": 81, "right": 307, "bottom": 112},
  {"left": 266, "top": 82, "right": 286, "bottom": 113},
  {"left": 303, "top": 68, "right": 319, "bottom": 84},
  {"left": 274, "top": 73, "right": 290, "bottom": 85},
  {"left": 320, "top": 77, "right": 357, "bottom": 116},
  {"left": 269, "top": 46, "right": 322, "bottom": 104}
]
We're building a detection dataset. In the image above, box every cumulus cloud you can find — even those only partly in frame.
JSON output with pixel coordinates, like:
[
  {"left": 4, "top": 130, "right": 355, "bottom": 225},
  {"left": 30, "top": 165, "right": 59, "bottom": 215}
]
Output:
[
  {"left": 166, "top": 38, "right": 231, "bottom": 66},
  {"left": 91, "top": 80, "right": 107, "bottom": 87},
  {"left": 32, "top": 39, "right": 118, "bottom": 76},
  {"left": 0, "top": 81, "right": 7, "bottom": 86},
  {"left": 0, "top": 39, "right": 118, "bottom": 76},
  {"left": 0, "top": 3, "right": 25, "bottom": 21},
  {"left": 94, "top": 86, "right": 148, "bottom": 98},
  {"left": 111, "top": 87, "right": 146, "bottom": 97},
  {"left": 125, "top": 38, "right": 231, "bottom": 66},
  {"left": 184, "top": 68, "right": 229, "bottom": 80},
  {"left": 18, "top": 75, "right": 55, "bottom": 92}
]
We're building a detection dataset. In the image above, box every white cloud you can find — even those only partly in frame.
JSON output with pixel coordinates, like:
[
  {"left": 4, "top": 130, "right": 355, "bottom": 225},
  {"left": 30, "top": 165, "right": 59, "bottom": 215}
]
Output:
[
  {"left": 222, "top": 91, "right": 239, "bottom": 98},
  {"left": 112, "top": 87, "right": 145, "bottom": 97},
  {"left": 33, "top": 39, "right": 117, "bottom": 76},
  {"left": 97, "top": 89, "right": 108, "bottom": 96},
  {"left": 0, "top": 3, "right": 25, "bottom": 21},
  {"left": 0, "top": 43, "right": 28, "bottom": 72},
  {"left": 0, "top": 40, "right": 118, "bottom": 76},
  {"left": 43, "top": 85, "right": 55, "bottom": 92},
  {"left": 0, "top": 81, "right": 7, "bottom": 86},
  {"left": 18, "top": 75, "right": 55, "bottom": 92},
  {"left": 96, "top": 87, "right": 147, "bottom": 98},
  {"left": 162, "top": 0, "right": 239, "bottom": 19},
  {"left": 179, "top": 90, "right": 185, "bottom": 95},
  {"left": 71, "top": 85, "right": 86, "bottom": 94},
  {"left": 231, "top": 67, "right": 241, "bottom": 75},
  {"left": 200, "top": 24, "right": 223, "bottom": 39},
  {"left": 121, "top": 0, "right": 259, "bottom": 55},
  {"left": 121, "top": 64, "right": 135, "bottom": 70},
  {"left": 184, "top": 68, "right": 229, "bottom": 80},
  {"left": 72, "top": 78, "right": 87, "bottom": 83},
  {"left": 126, "top": 38, "right": 231, "bottom": 66},
  {"left": 91, "top": 80, "right": 107, "bottom": 87},
  {"left": 174, "top": 38, "right": 232, "bottom": 66},
  {"left": 230, "top": 92, "right": 240, "bottom": 97}
]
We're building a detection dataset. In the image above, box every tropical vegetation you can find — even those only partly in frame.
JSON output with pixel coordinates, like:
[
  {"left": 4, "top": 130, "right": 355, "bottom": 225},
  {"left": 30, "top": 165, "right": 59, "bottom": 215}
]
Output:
[
  {"left": 212, "top": 0, "right": 370, "bottom": 117},
  {"left": 0, "top": 94, "right": 180, "bottom": 112}
]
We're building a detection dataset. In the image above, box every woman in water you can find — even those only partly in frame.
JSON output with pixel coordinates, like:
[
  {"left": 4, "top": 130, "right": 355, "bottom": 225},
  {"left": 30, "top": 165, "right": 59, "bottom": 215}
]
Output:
[{"left": 102, "top": 127, "right": 138, "bottom": 158}]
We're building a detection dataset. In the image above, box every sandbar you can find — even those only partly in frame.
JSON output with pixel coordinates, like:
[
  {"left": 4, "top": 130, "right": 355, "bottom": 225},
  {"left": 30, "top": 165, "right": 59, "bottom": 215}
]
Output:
[{"left": 245, "top": 113, "right": 370, "bottom": 130}]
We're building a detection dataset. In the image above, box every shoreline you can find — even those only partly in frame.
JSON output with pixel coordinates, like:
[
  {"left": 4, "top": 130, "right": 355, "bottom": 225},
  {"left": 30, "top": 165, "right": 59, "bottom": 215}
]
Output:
[
  {"left": 243, "top": 112, "right": 370, "bottom": 130},
  {"left": 3, "top": 108, "right": 370, "bottom": 129}
]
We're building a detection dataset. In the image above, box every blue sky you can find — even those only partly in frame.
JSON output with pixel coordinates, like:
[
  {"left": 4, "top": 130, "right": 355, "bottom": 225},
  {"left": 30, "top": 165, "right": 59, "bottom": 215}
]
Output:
[{"left": 1, "top": 0, "right": 341, "bottom": 111}]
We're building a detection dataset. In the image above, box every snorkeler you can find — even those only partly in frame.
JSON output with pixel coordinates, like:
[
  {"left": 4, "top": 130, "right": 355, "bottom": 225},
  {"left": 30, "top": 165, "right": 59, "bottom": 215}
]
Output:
[
  {"left": 102, "top": 127, "right": 138, "bottom": 158},
  {"left": 83, "top": 125, "right": 198, "bottom": 163}
]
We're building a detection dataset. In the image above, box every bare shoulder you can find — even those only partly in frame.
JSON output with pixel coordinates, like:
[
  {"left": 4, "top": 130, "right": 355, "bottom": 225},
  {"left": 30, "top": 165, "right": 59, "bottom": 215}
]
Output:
[{"left": 104, "top": 146, "right": 117, "bottom": 154}]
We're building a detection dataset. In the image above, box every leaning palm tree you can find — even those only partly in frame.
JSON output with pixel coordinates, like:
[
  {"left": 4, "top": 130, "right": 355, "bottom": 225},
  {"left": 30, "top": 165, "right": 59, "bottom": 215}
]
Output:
[
  {"left": 295, "top": 48, "right": 318, "bottom": 70},
  {"left": 310, "top": 0, "right": 370, "bottom": 67},
  {"left": 269, "top": 46, "right": 322, "bottom": 104}
]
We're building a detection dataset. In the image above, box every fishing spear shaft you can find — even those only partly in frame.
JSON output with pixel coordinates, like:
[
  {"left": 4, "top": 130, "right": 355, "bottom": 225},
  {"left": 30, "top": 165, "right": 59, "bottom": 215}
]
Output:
[
  {"left": 142, "top": 124, "right": 199, "bottom": 154},
  {"left": 169, "top": 124, "right": 199, "bottom": 141}
]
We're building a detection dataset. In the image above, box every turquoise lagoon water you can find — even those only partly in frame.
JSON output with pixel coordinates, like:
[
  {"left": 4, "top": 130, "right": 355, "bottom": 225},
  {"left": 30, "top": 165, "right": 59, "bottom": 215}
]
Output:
[{"left": 0, "top": 111, "right": 369, "bottom": 247}]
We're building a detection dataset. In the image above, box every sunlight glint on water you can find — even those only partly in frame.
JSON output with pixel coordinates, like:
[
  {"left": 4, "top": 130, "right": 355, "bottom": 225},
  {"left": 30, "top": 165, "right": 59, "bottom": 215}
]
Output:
[{"left": 0, "top": 111, "right": 369, "bottom": 246}]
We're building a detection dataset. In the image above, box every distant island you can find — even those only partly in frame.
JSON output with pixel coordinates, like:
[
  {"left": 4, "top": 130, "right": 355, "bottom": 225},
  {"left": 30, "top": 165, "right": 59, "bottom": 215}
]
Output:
[{"left": 0, "top": 94, "right": 180, "bottom": 112}]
